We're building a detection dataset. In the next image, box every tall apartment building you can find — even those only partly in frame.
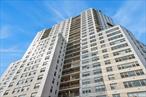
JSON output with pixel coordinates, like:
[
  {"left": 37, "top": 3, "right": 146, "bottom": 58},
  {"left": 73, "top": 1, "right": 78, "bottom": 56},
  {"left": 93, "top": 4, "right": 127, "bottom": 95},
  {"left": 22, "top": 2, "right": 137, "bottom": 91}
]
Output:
[{"left": 0, "top": 8, "right": 146, "bottom": 97}]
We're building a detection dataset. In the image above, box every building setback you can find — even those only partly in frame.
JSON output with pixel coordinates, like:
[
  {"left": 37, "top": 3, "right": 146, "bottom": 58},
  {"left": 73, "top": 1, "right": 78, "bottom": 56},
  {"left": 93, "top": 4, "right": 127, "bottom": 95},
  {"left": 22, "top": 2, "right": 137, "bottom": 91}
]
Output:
[{"left": 0, "top": 8, "right": 146, "bottom": 97}]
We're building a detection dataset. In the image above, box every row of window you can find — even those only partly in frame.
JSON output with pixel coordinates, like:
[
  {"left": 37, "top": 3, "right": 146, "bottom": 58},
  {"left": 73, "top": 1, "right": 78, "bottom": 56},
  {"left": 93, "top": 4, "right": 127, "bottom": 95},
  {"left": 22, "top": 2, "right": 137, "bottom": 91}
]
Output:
[
  {"left": 124, "top": 79, "right": 146, "bottom": 88},
  {"left": 82, "top": 79, "right": 146, "bottom": 96},
  {"left": 117, "top": 61, "right": 140, "bottom": 70},
  {"left": 107, "top": 30, "right": 121, "bottom": 37},
  {"left": 115, "top": 54, "right": 135, "bottom": 62},
  {"left": 81, "top": 59, "right": 111, "bottom": 67},
  {"left": 82, "top": 47, "right": 107, "bottom": 54},
  {"left": 120, "top": 69, "right": 144, "bottom": 78},
  {"left": 4, "top": 92, "right": 37, "bottom": 97},
  {"left": 82, "top": 76, "right": 103, "bottom": 85},
  {"left": 111, "top": 43, "right": 128, "bottom": 50},
  {"left": 113, "top": 48, "right": 131, "bottom": 56},
  {"left": 4, "top": 85, "right": 30, "bottom": 95},
  {"left": 82, "top": 69, "right": 102, "bottom": 77},
  {"left": 82, "top": 85, "right": 106, "bottom": 94},
  {"left": 128, "top": 91, "right": 146, "bottom": 97},
  {"left": 82, "top": 62, "right": 101, "bottom": 70}
]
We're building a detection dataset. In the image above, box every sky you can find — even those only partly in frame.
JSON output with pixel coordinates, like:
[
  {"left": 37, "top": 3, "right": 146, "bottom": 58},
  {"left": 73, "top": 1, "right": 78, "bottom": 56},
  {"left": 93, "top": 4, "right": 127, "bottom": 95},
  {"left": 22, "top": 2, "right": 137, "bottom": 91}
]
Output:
[{"left": 0, "top": 0, "right": 146, "bottom": 76}]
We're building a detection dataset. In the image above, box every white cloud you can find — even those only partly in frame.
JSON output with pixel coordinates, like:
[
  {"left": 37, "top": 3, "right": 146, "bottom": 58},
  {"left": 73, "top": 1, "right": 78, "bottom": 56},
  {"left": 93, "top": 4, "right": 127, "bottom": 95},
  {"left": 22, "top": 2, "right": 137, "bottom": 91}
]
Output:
[
  {"left": 43, "top": 1, "right": 67, "bottom": 22},
  {"left": 48, "top": 5, "right": 66, "bottom": 20},
  {"left": 0, "top": 46, "right": 23, "bottom": 53},
  {"left": 113, "top": 0, "right": 146, "bottom": 39},
  {"left": 59, "top": 0, "right": 89, "bottom": 17},
  {"left": 0, "top": 25, "right": 11, "bottom": 39},
  {"left": 43, "top": 0, "right": 88, "bottom": 23},
  {"left": 0, "top": 46, "right": 23, "bottom": 77}
]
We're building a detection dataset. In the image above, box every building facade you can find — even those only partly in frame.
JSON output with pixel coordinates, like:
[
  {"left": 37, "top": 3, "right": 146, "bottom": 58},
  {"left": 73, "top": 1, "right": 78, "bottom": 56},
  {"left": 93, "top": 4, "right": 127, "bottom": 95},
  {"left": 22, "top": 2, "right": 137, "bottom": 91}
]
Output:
[{"left": 0, "top": 8, "right": 146, "bottom": 97}]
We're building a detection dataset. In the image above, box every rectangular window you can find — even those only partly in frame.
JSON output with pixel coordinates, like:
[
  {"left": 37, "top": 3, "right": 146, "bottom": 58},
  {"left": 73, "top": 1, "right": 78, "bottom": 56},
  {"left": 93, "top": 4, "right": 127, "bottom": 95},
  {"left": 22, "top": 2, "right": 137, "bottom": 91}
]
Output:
[
  {"left": 128, "top": 91, "right": 146, "bottom": 97},
  {"left": 45, "top": 56, "right": 49, "bottom": 60},
  {"left": 117, "top": 61, "right": 139, "bottom": 70},
  {"left": 82, "top": 42, "right": 88, "bottom": 46},
  {"left": 82, "top": 54, "right": 89, "bottom": 59},
  {"left": 37, "top": 75, "right": 43, "bottom": 80},
  {"left": 90, "top": 35, "right": 95, "bottom": 39},
  {"left": 94, "top": 76, "right": 103, "bottom": 83},
  {"left": 102, "top": 49, "right": 107, "bottom": 53},
  {"left": 99, "top": 36, "right": 104, "bottom": 40},
  {"left": 108, "top": 74, "right": 115, "bottom": 80},
  {"left": 25, "top": 77, "right": 33, "bottom": 83},
  {"left": 108, "top": 34, "right": 123, "bottom": 41},
  {"left": 107, "top": 31, "right": 121, "bottom": 37},
  {"left": 82, "top": 88, "right": 91, "bottom": 94},
  {"left": 82, "top": 59, "right": 89, "bottom": 64},
  {"left": 112, "top": 94, "right": 120, "bottom": 97},
  {"left": 8, "top": 82, "right": 14, "bottom": 87},
  {"left": 92, "top": 62, "right": 100, "bottom": 68},
  {"left": 111, "top": 43, "right": 128, "bottom": 50},
  {"left": 95, "top": 85, "right": 106, "bottom": 92},
  {"left": 21, "top": 85, "right": 30, "bottom": 92},
  {"left": 110, "top": 83, "right": 117, "bottom": 90},
  {"left": 31, "top": 92, "right": 37, "bottom": 97},
  {"left": 21, "top": 73, "right": 28, "bottom": 78},
  {"left": 32, "top": 64, "right": 39, "bottom": 69},
  {"left": 123, "top": 79, "right": 146, "bottom": 88},
  {"left": 82, "top": 72, "right": 90, "bottom": 77},
  {"left": 90, "top": 39, "right": 96, "bottom": 43},
  {"left": 82, "top": 79, "right": 90, "bottom": 85},
  {"left": 18, "top": 94, "right": 26, "bottom": 97},
  {"left": 91, "top": 47, "right": 98, "bottom": 51},
  {"left": 17, "top": 80, "right": 24, "bottom": 85},
  {"left": 24, "top": 66, "right": 31, "bottom": 71},
  {"left": 103, "top": 54, "right": 109, "bottom": 59},
  {"left": 4, "top": 90, "right": 10, "bottom": 95},
  {"left": 82, "top": 65, "right": 90, "bottom": 70},
  {"left": 115, "top": 54, "right": 135, "bottom": 62},
  {"left": 98, "top": 33, "right": 102, "bottom": 36},
  {"left": 82, "top": 46, "right": 88, "bottom": 50},
  {"left": 82, "top": 50, "right": 88, "bottom": 54},
  {"left": 106, "top": 27, "right": 119, "bottom": 34},
  {"left": 34, "top": 83, "right": 40, "bottom": 89},
  {"left": 93, "top": 69, "right": 102, "bottom": 75},
  {"left": 100, "top": 40, "right": 105, "bottom": 44},
  {"left": 13, "top": 75, "right": 18, "bottom": 80},
  {"left": 29, "top": 70, "right": 36, "bottom": 76},
  {"left": 120, "top": 69, "right": 144, "bottom": 78},
  {"left": 90, "top": 43, "right": 97, "bottom": 47},
  {"left": 106, "top": 67, "right": 113, "bottom": 72},
  {"left": 12, "top": 87, "right": 21, "bottom": 94},
  {"left": 113, "top": 49, "right": 131, "bottom": 56},
  {"left": 92, "top": 56, "right": 99, "bottom": 61},
  {"left": 110, "top": 38, "right": 125, "bottom": 45},
  {"left": 40, "top": 68, "right": 46, "bottom": 73},
  {"left": 104, "top": 60, "right": 111, "bottom": 65}
]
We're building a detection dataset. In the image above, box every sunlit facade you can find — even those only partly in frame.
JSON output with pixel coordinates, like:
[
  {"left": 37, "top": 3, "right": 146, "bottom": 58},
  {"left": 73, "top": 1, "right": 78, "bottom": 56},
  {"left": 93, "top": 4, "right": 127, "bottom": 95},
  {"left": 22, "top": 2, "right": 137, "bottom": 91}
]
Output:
[{"left": 0, "top": 8, "right": 146, "bottom": 97}]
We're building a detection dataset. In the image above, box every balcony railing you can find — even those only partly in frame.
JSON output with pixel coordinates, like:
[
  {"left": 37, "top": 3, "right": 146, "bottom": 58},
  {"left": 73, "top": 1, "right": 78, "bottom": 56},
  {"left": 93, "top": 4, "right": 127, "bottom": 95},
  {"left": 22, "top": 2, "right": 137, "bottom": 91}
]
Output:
[{"left": 60, "top": 84, "right": 79, "bottom": 90}]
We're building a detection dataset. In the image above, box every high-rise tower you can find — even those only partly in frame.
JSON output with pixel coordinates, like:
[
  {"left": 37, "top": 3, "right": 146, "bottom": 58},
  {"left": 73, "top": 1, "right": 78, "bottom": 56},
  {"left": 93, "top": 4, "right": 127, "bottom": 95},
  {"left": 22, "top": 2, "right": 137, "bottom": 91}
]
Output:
[{"left": 0, "top": 8, "right": 146, "bottom": 97}]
